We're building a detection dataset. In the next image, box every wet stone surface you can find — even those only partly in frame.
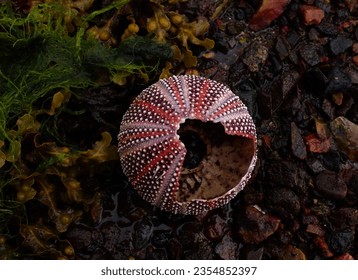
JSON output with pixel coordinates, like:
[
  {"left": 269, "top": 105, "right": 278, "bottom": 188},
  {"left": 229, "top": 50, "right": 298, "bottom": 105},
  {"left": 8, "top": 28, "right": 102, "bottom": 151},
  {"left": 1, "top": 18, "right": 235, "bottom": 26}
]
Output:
[{"left": 315, "top": 171, "right": 347, "bottom": 200}]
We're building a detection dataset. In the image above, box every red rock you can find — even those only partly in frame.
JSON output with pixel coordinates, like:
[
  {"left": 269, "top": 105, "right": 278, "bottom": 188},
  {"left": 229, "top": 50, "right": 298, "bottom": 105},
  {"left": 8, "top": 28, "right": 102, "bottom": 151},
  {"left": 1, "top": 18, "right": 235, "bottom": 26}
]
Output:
[
  {"left": 237, "top": 206, "right": 281, "bottom": 243},
  {"left": 249, "top": 0, "right": 290, "bottom": 31},
  {"left": 204, "top": 215, "right": 228, "bottom": 241},
  {"left": 300, "top": 5, "right": 325, "bottom": 25},
  {"left": 305, "top": 133, "right": 330, "bottom": 153},
  {"left": 306, "top": 224, "right": 325, "bottom": 236},
  {"left": 314, "top": 236, "right": 334, "bottom": 257}
]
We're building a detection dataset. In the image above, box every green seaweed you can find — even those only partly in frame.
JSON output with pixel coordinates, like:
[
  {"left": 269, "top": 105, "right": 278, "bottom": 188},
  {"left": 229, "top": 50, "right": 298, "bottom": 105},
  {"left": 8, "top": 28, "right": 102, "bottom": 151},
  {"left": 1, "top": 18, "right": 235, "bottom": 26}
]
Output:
[{"left": 0, "top": 1, "right": 172, "bottom": 141}]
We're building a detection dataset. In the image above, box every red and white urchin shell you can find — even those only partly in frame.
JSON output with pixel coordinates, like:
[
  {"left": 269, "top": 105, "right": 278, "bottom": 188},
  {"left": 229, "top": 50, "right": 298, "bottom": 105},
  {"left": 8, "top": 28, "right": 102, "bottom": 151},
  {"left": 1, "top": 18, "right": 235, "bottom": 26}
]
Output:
[{"left": 118, "top": 75, "right": 257, "bottom": 215}]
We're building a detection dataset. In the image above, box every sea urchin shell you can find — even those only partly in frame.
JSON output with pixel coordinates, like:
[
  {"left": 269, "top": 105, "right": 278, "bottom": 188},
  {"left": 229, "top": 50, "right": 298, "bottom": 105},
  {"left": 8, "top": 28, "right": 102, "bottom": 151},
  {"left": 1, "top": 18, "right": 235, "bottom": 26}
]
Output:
[{"left": 118, "top": 75, "right": 257, "bottom": 215}]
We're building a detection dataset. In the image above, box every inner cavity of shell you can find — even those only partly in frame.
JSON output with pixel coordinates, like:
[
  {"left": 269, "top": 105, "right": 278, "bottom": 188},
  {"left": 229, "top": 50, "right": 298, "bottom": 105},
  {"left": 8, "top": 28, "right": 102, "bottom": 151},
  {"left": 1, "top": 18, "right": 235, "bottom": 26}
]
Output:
[{"left": 177, "top": 119, "right": 255, "bottom": 202}]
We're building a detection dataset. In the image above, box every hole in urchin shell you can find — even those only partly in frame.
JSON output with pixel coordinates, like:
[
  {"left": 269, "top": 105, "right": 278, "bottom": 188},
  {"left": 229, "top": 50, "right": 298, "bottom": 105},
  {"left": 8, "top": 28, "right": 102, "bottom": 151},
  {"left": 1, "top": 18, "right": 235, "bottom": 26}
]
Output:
[
  {"left": 176, "top": 119, "right": 255, "bottom": 202},
  {"left": 179, "top": 131, "right": 207, "bottom": 169}
]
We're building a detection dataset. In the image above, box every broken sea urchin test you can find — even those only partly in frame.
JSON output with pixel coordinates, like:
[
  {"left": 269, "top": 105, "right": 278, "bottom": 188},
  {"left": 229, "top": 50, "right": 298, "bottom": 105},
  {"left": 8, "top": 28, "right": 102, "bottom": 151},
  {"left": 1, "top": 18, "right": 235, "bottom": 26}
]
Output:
[{"left": 118, "top": 75, "right": 257, "bottom": 215}]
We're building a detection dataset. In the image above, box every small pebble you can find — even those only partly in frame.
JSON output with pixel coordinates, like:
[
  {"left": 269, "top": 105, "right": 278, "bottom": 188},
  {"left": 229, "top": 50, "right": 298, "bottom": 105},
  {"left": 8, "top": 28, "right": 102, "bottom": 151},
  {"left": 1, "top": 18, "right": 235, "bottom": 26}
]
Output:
[
  {"left": 314, "top": 236, "right": 334, "bottom": 257},
  {"left": 315, "top": 170, "right": 347, "bottom": 200},
  {"left": 237, "top": 206, "right": 281, "bottom": 243},
  {"left": 306, "top": 158, "right": 326, "bottom": 174},
  {"left": 329, "top": 35, "right": 353, "bottom": 55},
  {"left": 300, "top": 5, "right": 325, "bottom": 25},
  {"left": 330, "top": 116, "right": 358, "bottom": 161},
  {"left": 291, "top": 122, "right": 307, "bottom": 160},
  {"left": 325, "top": 67, "right": 351, "bottom": 95},
  {"left": 327, "top": 229, "right": 354, "bottom": 254},
  {"left": 279, "top": 245, "right": 306, "bottom": 260},
  {"left": 214, "top": 233, "right": 238, "bottom": 260},
  {"left": 300, "top": 44, "right": 320, "bottom": 66},
  {"left": 316, "top": 21, "right": 338, "bottom": 36},
  {"left": 132, "top": 218, "right": 154, "bottom": 249},
  {"left": 267, "top": 187, "right": 301, "bottom": 221},
  {"left": 203, "top": 214, "right": 228, "bottom": 241}
]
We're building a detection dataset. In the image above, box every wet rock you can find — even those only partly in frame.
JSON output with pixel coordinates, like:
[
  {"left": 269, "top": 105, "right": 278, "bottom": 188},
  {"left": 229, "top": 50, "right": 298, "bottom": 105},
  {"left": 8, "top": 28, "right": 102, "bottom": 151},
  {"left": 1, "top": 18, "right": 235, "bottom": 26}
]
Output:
[
  {"left": 237, "top": 206, "right": 281, "bottom": 244},
  {"left": 306, "top": 224, "right": 325, "bottom": 236},
  {"left": 291, "top": 122, "right": 307, "bottom": 160},
  {"left": 214, "top": 233, "right": 238, "bottom": 260},
  {"left": 317, "top": 118, "right": 330, "bottom": 138},
  {"left": 329, "top": 35, "right": 353, "bottom": 55},
  {"left": 316, "top": 21, "right": 338, "bottom": 36},
  {"left": 101, "top": 222, "right": 132, "bottom": 258},
  {"left": 300, "top": 43, "right": 320, "bottom": 66},
  {"left": 203, "top": 214, "right": 228, "bottom": 241},
  {"left": 330, "top": 117, "right": 358, "bottom": 161},
  {"left": 176, "top": 222, "right": 201, "bottom": 249},
  {"left": 185, "top": 239, "right": 214, "bottom": 260},
  {"left": 239, "top": 244, "right": 264, "bottom": 260},
  {"left": 267, "top": 187, "right": 301, "bottom": 222},
  {"left": 325, "top": 68, "right": 351, "bottom": 95},
  {"left": 300, "top": 5, "right": 325, "bottom": 25},
  {"left": 306, "top": 157, "right": 326, "bottom": 173},
  {"left": 242, "top": 190, "right": 264, "bottom": 205},
  {"left": 315, "top": 170, "right": 347, "bottom": 200},
  {"left": 101, "top": 223, "right": 122, "bottom": 252},
  {"left": 307, "top": 28, "right": 320, "bottom": 42},
  {"left": 132, "top": 218, "right": 153, "bottom": 249},
  {"left": 314, "top": 236, "right": 334, "bottom": 257},
  {"left": 266, "top": 160, "right": 310, "bottom": 194},
  {"left": 66, "top": 224, "right": 97, "bottom": 252},
  {"left": 242, "top": 41, "right": 269, "bottom": 72},
  {"left": 249, "top": 0, "right": 290, "bottom": 31},
  {"left": 225, "top": 21, "right": 246, "bottom": 36},
  {"left": 275, "top": 36, "right": 290, "bottom": 60},
  {"left": 304, "top": 133, "right": 331, "bottom": 153},
  {"left": 331, "top": 92, "right": 344, "bottom": 106},
  {"left": 330, "top": 208, "right": 358, "bottom": 229},
  {"left": 327, "top": 229, "right": 354, "bottom": 255},
  {"left": 278, "top": 245, "right": 306, "bottom": 260},
  {"left": 281, "top": 70, "right": 300, "bottom": 97},
  {"left": 322, "top": 99, "right": 335, "bottom": 119},
  {"left": 321, "top": 151, "right": 341, "bottom": 172},
  {"left": 151, "top": 227, "right": 172, "bottom": 248}
]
